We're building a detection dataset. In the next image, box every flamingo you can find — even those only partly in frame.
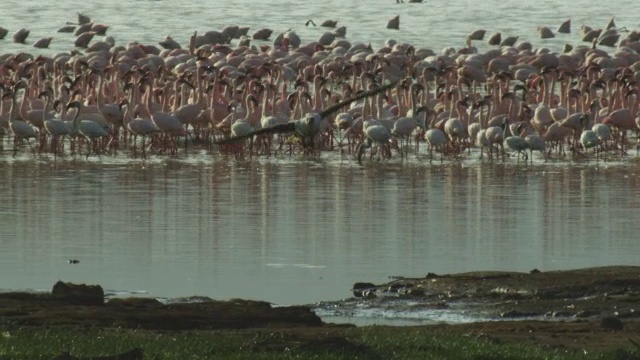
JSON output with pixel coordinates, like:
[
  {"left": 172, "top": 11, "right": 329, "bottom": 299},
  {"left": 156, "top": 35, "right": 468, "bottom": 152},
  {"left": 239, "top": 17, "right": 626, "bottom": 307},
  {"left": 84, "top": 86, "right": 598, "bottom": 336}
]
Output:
[
  {"left": 41, "top": 90, "right": 72, "bottom": 156},
  {"left": 33, "top": 37, "right": 53, "bottom": 48},
  {"left": 484, "top": 120, "right": 506, "bottom": 160},
  {"left": 259, "top": 84, "right": 281, "bottom": 129},
  {"left": 121, "top": 84, "right": 160, "bottom": 158},
  {"left": 356, "top": 124, "right": 391, "bottom": 163},
  {"left": 424, "top": 110, "right": 447, "bottom": 162},
  {"left": 521, "top": 124, "right": 546, "bottom": 163},
  {"left": 67, "top": 101, "right": 110, "bottom": 158},
  {"left": 476, "top": 128, "right": 491, "bottom": 160},
  {"left": 95, "top": 71, "right": 124, "bottom": 131},
  {"left": 557, "top": 19, "right": 570, "bottom": 33},
  {"left": 172, "top": 69, "right": 207, "bottom": 130},
  {"left": 543, "top": 122, "right": 572, "bottom": 157},
  {"left": 391, "top": 83, "right": 425, "bottom": 155},
  {"left": 579, "top": 114, "right": 600, "bottom": 160},
  {"left": 603, "top": 102, "right": 637, "bottom": 154},
  {"left": 142, "top": 77, "right": 188, "bottom": 155},
  {"left": 443, "top": 102, "right": 466, "bottom": 145},
  {"left": 503, "top": 121, "right": 529, "bottom": 162},
  {"left": 13, "top": 28, "right": 29, "bottom": 43},
  {"left": 228, "top": 102, "right": 256, "bottom": 156},
  {"left": 4, "top": 85, "right": 38, "bottom": 157}
]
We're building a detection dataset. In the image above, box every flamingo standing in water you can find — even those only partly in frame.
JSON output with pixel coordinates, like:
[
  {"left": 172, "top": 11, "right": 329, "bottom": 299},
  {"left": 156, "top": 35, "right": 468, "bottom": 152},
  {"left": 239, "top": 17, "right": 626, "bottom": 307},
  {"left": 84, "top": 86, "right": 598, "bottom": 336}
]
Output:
[
  {"left": 602, "top": 91, "right": 638, "bottom": 154},
  {"left": 41, "top": 89, "right": 72, "bottom": 157},
  {"left": 142, "top": 75, "right": 188, "bottom": 155},
  {"left": 390, "top": 82, "right": 426, "bottom": 156},
  {"left": 424, "top": 108, "right": 447, "bottom": 162},
  {"left": 67, "top": 101, "right": 110, "bottom": 158},
  {"left": 4, "top": 84, "right": 38, "bottom": 157},
  {"left": 574, "top": 114, "right": 600, "bottom": 161},
  {"left": 356, "top": 123, "right": 391, "bottom": 163},
  {"left": 121, "top": 83, "right": 160, "bottom": 158},
  {"left": 502, "top": 119, "right": 529, "bottom": 162}
]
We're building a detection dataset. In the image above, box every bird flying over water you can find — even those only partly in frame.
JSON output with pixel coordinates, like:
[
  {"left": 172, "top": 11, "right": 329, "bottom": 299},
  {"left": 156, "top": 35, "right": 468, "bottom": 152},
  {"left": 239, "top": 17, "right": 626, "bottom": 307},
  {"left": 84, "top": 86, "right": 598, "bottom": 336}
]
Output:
[{"left": 215, "top": 81, "right": 397, "bottom": 147}]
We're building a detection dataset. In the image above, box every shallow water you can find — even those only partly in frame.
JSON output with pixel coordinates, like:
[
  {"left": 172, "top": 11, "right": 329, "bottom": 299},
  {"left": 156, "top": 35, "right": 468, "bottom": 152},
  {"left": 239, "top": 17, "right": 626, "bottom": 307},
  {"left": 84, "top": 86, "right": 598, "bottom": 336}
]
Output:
[
  {"left": 2, "top": 154, "right": 640, "bottom": 313},
  {"left": 2, "top": 1, "right": 640, "bottom": 324}
]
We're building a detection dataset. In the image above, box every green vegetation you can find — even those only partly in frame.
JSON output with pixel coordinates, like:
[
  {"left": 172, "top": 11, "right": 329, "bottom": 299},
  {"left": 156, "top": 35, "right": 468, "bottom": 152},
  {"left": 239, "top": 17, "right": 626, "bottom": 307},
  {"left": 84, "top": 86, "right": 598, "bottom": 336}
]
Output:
[{"left": 1, "top": 326, "right": 638, "bottom": 360}]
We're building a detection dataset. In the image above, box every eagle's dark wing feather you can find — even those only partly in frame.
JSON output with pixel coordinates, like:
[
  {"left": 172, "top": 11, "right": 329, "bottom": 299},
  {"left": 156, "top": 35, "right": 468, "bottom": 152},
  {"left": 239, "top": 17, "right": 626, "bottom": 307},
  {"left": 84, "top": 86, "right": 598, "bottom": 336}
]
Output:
[{"left": 318, "top": 81, "right": 397, "bottom": 119}]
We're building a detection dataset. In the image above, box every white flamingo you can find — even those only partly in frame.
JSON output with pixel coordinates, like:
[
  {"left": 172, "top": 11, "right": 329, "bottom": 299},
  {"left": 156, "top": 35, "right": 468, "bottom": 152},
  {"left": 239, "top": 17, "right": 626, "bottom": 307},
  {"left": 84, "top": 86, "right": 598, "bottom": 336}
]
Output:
[
  {"left": 142, "top": 78, "right": 188, "bottom": 154},
  {"left": 579, "top": 114, "right": 600, "bottom": 160},
  {"left": 356, "top": 124, "right": 391, "bottom": 163},
  {"left": 391, "top": 83, "right": 425, "bottom": 155},
  {"left": 121, "top": 84, "right": 160, "bottom": 158},
  {"left": 503, "top": 121, "right": 529, "bottom": 162},
  {"left": 67, "top": 101, "right": 110, "bottom": 158},
  {"left": 6, "top": 84, "right": 38, "bottom": 157},
  {"left": 41, "top": 90, "right": 72, "bottom": 156},
  {"left": 424, "top": 110, "right": 447, "bottom": 162}
]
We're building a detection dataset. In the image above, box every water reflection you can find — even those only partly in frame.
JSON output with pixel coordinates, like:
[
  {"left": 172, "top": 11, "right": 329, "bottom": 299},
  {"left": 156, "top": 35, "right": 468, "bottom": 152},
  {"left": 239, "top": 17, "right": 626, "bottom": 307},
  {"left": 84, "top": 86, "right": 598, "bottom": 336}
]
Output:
[{"left": 1, "top": 160, "right": 640, "bottom": 305}]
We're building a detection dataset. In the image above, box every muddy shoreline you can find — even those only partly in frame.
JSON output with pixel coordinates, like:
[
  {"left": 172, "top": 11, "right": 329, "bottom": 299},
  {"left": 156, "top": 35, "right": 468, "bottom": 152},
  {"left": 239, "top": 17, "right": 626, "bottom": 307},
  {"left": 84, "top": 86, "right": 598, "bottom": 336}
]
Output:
[{"left": 3, "top": 266, "right": 640, "bottom": 351}]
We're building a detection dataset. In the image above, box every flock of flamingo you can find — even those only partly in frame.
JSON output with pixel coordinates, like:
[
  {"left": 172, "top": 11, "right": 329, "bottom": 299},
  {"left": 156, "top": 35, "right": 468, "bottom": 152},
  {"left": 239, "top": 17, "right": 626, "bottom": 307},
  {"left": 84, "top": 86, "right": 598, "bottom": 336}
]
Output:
[{"left": 0, "top": 13, "right": 639, "bottom": 164}]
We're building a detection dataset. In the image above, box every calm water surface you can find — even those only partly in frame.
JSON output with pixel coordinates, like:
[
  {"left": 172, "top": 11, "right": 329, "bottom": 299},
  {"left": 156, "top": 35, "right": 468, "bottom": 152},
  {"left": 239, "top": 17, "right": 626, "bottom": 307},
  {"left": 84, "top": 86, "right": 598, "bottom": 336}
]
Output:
[{"left": 2, "top": 156, "right": 640, "bottom": 307}]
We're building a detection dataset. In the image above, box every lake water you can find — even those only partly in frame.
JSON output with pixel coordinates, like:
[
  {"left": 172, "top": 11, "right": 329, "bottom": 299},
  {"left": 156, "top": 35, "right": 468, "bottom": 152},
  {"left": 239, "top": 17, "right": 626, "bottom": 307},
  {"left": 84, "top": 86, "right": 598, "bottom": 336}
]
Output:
[
  {"left": 0, "top": 0, "right": 636, "bottom": 57},
  {"left": 2, "top": 153, "right": 640, "bottom": 311},
  {"left": 1, "top": 1, "right": 640, "bottom": 324}
]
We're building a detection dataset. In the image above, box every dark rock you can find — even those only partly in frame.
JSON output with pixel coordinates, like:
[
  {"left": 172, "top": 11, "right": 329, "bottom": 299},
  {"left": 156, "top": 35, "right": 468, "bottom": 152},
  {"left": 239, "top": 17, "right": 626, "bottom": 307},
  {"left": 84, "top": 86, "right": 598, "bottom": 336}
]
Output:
[
  {"left": 352, "top": 282, "right": 377, "bottom": 298},
  {"left": 106, "top": 297, "right": 162, "bottom": 309},
  {"left": 51, "top": 281, "right": 104, "bottom": 306},
  {"left": 600, "top": 316, "right": 624, "bottom": 331},
  {"left": 530, "top": 268, "right": 541, "bottom": 274}
]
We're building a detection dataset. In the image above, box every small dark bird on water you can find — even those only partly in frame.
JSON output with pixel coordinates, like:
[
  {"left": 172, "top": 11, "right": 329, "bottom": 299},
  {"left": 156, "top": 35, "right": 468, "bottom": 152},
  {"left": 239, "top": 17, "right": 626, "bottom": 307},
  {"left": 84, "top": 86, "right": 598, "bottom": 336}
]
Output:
[
  {"left": 68, "top": 259, "right": 80, "bottom": 264},
  {"left": 216, "top": 81, "right": 397, "bottom": 148},
  {"left": 557, "top": 19, "right": 571, "bottom": 34},
  {"left": 387, "top": 15, "right": 400, "bottom": 30},
  {"left": 0, "top": 26, "right": 9, "bottom": 39},
  {"left": 320, "top": 20, "right": 337, "bottom": 28}
]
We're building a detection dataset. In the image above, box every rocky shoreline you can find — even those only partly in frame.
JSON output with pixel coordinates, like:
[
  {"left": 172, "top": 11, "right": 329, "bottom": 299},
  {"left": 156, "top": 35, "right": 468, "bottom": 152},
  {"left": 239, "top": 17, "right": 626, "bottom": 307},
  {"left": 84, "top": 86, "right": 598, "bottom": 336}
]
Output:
[
  {"left": 3, "top": 266, "right": 640, "bottom": 355},
  {"left": 0, "top": 281, "right": 323, "bottom": 330},
  {"left": 318, "top": 266, "right": 640, "bottom": 325}
]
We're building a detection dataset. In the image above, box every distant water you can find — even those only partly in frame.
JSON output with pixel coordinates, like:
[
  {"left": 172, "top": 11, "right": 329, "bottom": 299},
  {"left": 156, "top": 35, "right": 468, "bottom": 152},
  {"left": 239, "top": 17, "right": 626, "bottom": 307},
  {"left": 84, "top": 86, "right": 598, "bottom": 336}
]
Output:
[{"left": 0, "top": 0, "right": 636, "bottom": 57}]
